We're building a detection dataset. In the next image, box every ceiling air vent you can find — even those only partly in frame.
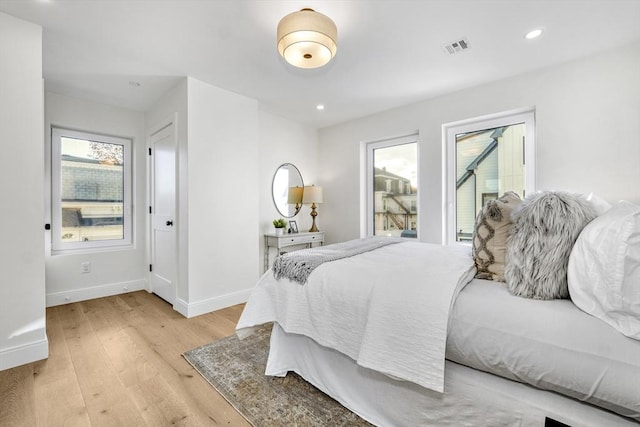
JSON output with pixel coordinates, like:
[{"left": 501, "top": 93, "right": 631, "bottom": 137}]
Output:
[{"left": 443, "top": 37, "right": 470, "bottom": 55}]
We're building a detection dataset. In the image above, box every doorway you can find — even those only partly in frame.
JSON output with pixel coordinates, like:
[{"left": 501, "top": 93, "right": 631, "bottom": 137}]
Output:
[
  {"left": 443, "top": 108, "right": 536, "bottom": 244},
  {"left": 148, "top": 120, "right": 177, "bottom": 304}
]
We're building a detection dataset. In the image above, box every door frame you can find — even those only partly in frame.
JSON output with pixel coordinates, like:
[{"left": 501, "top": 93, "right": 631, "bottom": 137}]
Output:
[
  {"left": 442, "top": 107, "right": 536, "bottom": 245},
  {"left": 360, "top": 133, "right": 420, "bottom": 239},
  {"left": 147, "top": 114, "right": 178, "bottom": 306}
]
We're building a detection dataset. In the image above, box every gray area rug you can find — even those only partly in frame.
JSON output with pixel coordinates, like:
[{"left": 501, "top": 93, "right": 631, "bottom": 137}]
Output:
[{"left": 183, "top": 323, "right": 373, "bottom": 427}]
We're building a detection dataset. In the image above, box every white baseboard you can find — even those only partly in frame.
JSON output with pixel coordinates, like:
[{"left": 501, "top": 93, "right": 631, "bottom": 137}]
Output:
[
  {"left": 174, "top": 298, "right": 189, "bottom": 317},
  {"left": 46, "top": 279, "right": 149, "bottom": 307},
  {"left": 0, "top": 337, "right": 49, "bottom": 371},
  {"left": 174, "top": 288, "right": 251, "bottom": 318}
]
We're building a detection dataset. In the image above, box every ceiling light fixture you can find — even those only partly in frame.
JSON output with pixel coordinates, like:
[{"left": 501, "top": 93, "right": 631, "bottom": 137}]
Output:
[
  {"left": 277, "top": 8, "right": 337, "bottom": 69},
  {"left": 316, "top": 104, "right": 325, "bottom": 110},
  {"left": 524, "top": 28, "right": 544, "bottom": 40}
]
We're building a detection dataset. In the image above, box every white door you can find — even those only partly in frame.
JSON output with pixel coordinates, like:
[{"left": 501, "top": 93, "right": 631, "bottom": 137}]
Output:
[{"left": 149, "top": 122, "right": 176, "bottom": 304}]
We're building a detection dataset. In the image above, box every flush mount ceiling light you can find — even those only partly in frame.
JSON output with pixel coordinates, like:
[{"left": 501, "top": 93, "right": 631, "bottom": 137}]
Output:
[{"left": 277, "top": 8, "right": 337, "bottom": 69}]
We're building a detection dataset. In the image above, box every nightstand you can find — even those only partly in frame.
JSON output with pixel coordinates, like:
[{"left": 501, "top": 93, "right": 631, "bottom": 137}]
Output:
[{"left": 264, "top": 231, "right": 325, "bottom": 272}]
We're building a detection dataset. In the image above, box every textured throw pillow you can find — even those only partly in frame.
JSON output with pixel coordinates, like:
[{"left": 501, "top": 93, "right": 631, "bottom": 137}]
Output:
[
  {"left": 472, "top": 191, "right": 522, "bottom": 281},
  {"left": 568, "top": 200, "right": 640, "bottom": 340},
  {"left": 505, "top": 191, "right": 596, "bottom": 299}
]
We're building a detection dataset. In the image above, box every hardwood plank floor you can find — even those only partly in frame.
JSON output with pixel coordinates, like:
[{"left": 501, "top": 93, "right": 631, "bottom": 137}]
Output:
[{"left": 0, "top": 291, "right": 251, "bottom": 427}]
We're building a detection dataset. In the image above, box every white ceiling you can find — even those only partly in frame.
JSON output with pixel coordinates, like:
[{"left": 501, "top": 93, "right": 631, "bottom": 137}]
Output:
[{"left": 2, "top": 0, "right": 640, "bottom": 128}]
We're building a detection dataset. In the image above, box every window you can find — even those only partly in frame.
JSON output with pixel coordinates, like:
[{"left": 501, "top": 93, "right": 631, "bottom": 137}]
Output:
[
  {"left": 51, "top": 127, "right": 132, "bottom": 251},
  {"left": 363, "top": 134, "right": 418, "bottom": 238},
  {"left": 444, "top": 109, "right": 535, "bottom": 244}
]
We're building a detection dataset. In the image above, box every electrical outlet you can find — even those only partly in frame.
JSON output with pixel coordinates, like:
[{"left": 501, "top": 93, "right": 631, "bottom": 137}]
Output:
[{"left": 80, "top": 261, "right": 91, "bottom": 274}]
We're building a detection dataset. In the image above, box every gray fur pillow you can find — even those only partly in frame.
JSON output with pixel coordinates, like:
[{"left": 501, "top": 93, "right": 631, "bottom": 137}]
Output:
[{"left": 505, "top": 191, "right": 596, "bottom": 299}]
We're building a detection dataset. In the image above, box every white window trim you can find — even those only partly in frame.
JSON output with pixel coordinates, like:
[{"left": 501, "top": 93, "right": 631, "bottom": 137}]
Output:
[
  {"left": 442, "top": 107, "right": 535, "bottom": 245},
  {"left": 360, "top": 133, "right": 419, "bottom": 238},
  {"left": 51, "top": 127, "right": 133, "bottom": 253}
]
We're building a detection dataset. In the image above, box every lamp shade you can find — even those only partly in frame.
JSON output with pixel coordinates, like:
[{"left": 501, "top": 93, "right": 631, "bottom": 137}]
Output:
[
  {"left": 302, "top": 186, "right": 323, "bottom": 204},
  {"left": 287, "top": 186, "right": 304, "bottom": 204},
  {"left": 277, "top": 8, "right": 337, "bottom": 69}
]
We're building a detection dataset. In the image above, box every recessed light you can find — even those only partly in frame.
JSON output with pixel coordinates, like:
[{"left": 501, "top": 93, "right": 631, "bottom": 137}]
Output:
[
  {"left": 524, "top": 28, "right": 544, "bottom": 40},
  {"left": 316, "top": 104, "right": 325, "bottom": 110}
]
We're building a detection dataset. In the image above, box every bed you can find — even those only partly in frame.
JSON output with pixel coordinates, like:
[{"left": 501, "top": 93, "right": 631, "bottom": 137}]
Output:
[
  {"left": 236, "top": 236, "right": 640, "bottom": 426},
  {"left": 238, "top": 242, "right": 640, "bottom": 426}
]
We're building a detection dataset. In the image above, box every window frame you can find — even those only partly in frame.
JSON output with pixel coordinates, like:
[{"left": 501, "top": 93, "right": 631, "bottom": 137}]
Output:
[
  {"left": 51, "top": 127, "right": 133, "bottom": 252},
  {"left": 442, "top": 108, "right": 535, "bottom": 245},
  {"left": 361, "top": 133, "right": 419, "bottom": 238}
]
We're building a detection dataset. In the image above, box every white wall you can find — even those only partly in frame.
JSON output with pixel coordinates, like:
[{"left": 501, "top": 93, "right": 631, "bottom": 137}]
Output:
[
  {"left": 147, "top": 77, "right": 262, "bottom": 317},
  {"left": 0, "top": 12, "right": 48, "bottom": 370},
  {"left": 44, "top": 92, "right": 148, "bottom": 306},
  {"left": 184, "top": 77, "right": 260, "bottom": 313},
  {"left": 258, "top": 110, "right": 319, "bottom": 272},
  {"left": 318, "top": 40, "right": 640, "bottom": 244}
]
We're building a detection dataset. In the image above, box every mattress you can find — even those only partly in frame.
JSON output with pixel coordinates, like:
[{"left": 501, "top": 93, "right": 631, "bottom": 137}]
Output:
[
  {"left": 446, "top": 278, "right": 640, "bottom": 421},
  {"left": 267, "top": 323, "right": 638, "bottom": 427}
]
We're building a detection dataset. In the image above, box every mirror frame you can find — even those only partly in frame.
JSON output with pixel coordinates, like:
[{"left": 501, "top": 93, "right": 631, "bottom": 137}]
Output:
[{"left": 271, "top": 163, "right": 304, "bottom": 218}]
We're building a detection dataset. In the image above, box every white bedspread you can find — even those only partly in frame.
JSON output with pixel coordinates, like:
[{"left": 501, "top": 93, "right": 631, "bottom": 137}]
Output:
[
  {"left": 447, "top": 278, "right": 640, "bottom": 420},
  {"left": 236, "top": 241, "right": 475, "bottom": 392}
]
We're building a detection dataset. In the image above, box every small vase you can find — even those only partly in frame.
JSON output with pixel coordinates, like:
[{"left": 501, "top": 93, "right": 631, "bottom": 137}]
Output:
[{"left": 275, "top": 227, "right": 284, "bottom": 236}]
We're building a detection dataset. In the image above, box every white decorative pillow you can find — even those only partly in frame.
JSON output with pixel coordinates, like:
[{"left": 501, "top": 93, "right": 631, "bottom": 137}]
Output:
[
  {"left": 568, "top": 200, "right": 640, "bottom": 340},
  {"left": 585, "top": 192, "right": 612, "bottom": 216},
  {"left": 505, "top": 191, "right": 596, "bottom": 300},
  {"left": 472, "top": 192, "right": 521, "bottom": 281}
]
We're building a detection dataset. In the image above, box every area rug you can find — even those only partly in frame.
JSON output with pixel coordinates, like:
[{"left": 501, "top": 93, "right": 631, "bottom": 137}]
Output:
[{"left": 183, "top": 323, "right": 373, "bottom": 427}]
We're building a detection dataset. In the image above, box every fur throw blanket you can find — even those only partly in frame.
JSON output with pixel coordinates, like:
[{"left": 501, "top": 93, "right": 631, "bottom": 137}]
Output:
[{"left": 505, "top": 191, "right": 596, "bottom": 299}]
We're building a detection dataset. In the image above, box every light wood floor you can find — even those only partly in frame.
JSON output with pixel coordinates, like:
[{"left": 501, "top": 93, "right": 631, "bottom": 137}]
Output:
[{"left": 0, "top": 291, "right": 252, "bottom": 426}]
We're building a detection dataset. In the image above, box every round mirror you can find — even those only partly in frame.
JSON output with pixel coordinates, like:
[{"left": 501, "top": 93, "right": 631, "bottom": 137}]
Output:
[{"left": 272, "top": 163, "right": 304, "bottom": 218}]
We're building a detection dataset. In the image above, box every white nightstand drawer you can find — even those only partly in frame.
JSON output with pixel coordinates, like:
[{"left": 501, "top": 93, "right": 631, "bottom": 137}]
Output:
[
  {"left": 264, "top": 231, "right": 325, "bottom": 272},
  {"left": 282, "top": 234, "right": 320, "bottom": 245}
]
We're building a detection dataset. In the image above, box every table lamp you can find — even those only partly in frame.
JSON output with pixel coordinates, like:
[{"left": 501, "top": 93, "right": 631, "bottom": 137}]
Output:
[{"left": 302, "top": 185, "right": 323, "bottom": 232}]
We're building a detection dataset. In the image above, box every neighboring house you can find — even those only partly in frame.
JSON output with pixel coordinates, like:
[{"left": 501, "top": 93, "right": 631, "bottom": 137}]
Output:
[
  {"left": 455, "top": 125, "right": 525, "bottom": 241},
  {"left": 60, "top": 154, "right": 124, "bottom": 242},
  {"left": 373, "top": 167, "right": 417, "bottom": 237}
]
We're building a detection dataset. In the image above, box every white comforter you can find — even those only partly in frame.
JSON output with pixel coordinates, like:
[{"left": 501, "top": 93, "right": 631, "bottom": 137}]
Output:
[{"left": 236, "top": 241, "right": 475, "bottom": 392}]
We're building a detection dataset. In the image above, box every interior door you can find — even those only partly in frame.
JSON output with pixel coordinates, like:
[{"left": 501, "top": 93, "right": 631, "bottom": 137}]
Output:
[{"left": 149, "top": 122, "right": 176, "bottom": 304}]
